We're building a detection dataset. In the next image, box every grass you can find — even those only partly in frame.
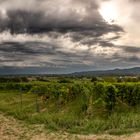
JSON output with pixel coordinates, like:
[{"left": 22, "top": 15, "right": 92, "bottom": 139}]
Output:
[{"left": 1, "top": 89, "right": 140, "bottom": 135}]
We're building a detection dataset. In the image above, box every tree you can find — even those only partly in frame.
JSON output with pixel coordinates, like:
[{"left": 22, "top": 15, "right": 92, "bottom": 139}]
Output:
[{"left": 91, "top": 76, "right": 98, "bottom": 82}]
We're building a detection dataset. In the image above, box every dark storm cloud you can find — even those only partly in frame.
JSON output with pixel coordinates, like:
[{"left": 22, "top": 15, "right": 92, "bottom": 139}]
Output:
[
  {"left": 68, "top": 28, "right": 122, "bottom": 47},
  {"left": 0, "top": 41, "right": 56, "bottom": 66},
  {"left": 127, "top": 56, "right": 140, "bottom": 62},
  {"left": 0, "top": 40, "right": 139, "bottom": 73},
  {"left": 115, "top": 55, "right": 140, "bottom": 63},
  {"left": 76, "top": 36, "right": 114, "bottom": 47},
  {"left": 112, "top": 47, "right": 140, "bottom": 63},
  {"left": 0, "top": 0, "right": 123, "bottom": 36},
  {"left": 123, "top": 46, "right": 140, "bottom": 53},
  {"left": 0, "top": 41, "right": 88, "bottom": 67},
  {"left": 0, "top": 41, "right": 57, "bottom": 55},
  {"left": 0, "top": 0, "right": 139, "bottom": 74},
  {"left": 0, "top": 9, "right": 123, "bottom": 38},
  {"left": 0, "top": 0, "right": 123, "bottom": 51},
  {"left": 2, "top": 10, "right": 45, "bottom": 34}
]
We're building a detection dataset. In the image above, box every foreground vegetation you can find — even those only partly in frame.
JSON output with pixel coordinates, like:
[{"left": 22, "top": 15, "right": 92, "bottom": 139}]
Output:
[{"left": 0, "top": 76, "right": 140, "bottom": 135}]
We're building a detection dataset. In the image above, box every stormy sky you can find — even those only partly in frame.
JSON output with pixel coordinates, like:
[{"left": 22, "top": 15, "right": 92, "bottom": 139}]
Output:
[{"left": 0, "top": 0, "right": 139, "bottom": 74}]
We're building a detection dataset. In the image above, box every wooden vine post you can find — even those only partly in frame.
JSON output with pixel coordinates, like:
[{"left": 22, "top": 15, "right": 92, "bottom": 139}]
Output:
[
  {"left": 35, "top": 90, "right": 40, "bottom": 113},
  {"left": 20, "top": 87, "right": 23, "bottom": 111}
]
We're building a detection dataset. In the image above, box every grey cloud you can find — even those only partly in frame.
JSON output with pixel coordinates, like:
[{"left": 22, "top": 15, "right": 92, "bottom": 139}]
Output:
[
  {"left": 0, "top": 0, "right": 123, "bottom": 36},
  {"left": 129, "top": 0, "right": 140, "bottom": 2},
  {"left": 0, "top": 0, "right": 124, "bottom": 60},
  {"left": 123, "top": 46, "right": 140, "bottom": 53},
  {"left": 0, "top": 41, "right": 56, "bottom": 55},
  {"left": 0, "top": 40, "right": 139, "bottom": 73},
  {"left": 110, "top": 44, "right": 140, "bottom": 62},
  {"left": 71, "top": 31, "right": 121, "bottom": 47},
  {"left": 127, "top": 56, "right": 140, "bottom": 62},
  {"left": 2, "top": 9, "right": 122, "bottom": 35},
  {"left": 0, "top": 0, "right": 139, "bottom": 74},
  {"left": 0, "top": 41, "right": 88, "bottom": 67}
]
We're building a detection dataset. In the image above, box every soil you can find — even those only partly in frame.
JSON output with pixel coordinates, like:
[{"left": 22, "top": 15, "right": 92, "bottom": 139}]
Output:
[{"left": 0, "top": 113, "right": 140, "bottom": 140}]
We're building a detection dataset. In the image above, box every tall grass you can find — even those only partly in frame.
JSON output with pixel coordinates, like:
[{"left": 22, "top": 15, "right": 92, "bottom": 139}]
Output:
[{"left": 0, "top": 81, "right": 140, "bottom": 135}]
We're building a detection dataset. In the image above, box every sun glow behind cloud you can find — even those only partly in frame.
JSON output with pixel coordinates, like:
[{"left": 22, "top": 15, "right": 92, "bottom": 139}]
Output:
[{"left": 99, "top": 1, "right": 118, "bottom": 24}]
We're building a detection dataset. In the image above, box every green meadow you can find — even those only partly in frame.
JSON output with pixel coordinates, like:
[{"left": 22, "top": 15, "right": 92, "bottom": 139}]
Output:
[{"left": 0, "top": 77, "right": 140, "bottom": 135}]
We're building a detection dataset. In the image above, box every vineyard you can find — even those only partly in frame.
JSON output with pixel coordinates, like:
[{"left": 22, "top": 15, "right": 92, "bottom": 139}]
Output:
[{"left": 0, "top": 78, "right": 140, "bottom": 134}]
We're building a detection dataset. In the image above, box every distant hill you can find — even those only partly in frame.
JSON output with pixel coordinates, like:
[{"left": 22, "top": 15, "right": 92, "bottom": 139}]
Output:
[
  {"left": 70, "top": 67, "right": 140, "bottom": 76},
  {"left": 0, "top": 67, "right": 140, "bottom": 76}
]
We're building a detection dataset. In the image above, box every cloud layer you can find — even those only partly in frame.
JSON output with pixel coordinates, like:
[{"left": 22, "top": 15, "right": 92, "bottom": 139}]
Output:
[{"left": 0, "top": 0, "right": 139, "bottom": 73}]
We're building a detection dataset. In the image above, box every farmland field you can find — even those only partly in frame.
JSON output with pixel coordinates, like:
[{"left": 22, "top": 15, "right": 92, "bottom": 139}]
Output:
[{"left": 0, "top": 76, "right": 140, "bottom": 139}]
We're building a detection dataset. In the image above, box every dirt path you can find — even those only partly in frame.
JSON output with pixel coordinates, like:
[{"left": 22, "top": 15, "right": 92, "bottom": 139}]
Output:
[{"left": 1, "top": 113, "right": 140, "bottom": 140}]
